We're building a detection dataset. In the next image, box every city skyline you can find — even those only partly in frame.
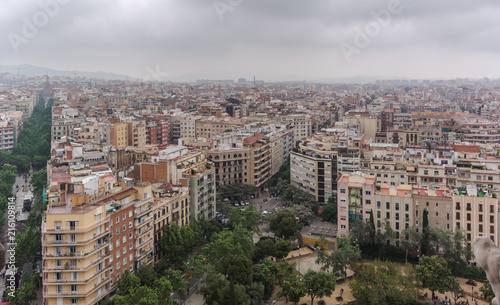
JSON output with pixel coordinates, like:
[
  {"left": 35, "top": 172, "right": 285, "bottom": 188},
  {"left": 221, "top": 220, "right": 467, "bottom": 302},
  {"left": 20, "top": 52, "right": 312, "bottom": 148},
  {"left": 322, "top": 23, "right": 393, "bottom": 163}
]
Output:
[{"left": 2, "top": 0, "right": 500, "bottom": 82}]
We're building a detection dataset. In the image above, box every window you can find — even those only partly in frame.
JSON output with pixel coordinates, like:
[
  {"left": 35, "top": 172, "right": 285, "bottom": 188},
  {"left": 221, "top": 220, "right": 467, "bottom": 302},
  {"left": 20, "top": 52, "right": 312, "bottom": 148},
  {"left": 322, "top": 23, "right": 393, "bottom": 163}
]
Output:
[
  {"left": 123, "top": 236, "right": 126, "bottom": 243},
  {"left": 117, "top": 262, "right": 121, "bottom": 269},
  {"left": 377, "top": 211, "right": 381, "bottom": 218},
  {"left": 116, "top": 217, "right": 119, "bottom": 224},
  {"left": 435, "top": 202, "right": 439, "bottom": 207},
  {"left": 129, "top": 211, "right": 133, "bottom": 217},
  {"left": 365, "top": 191, "right": 371, "bottom": 195},
  {"left": 340, "top": 189, "right": 346, "bottom": 194},
  {"left": 122, "top": 214, "right": 126, "bottom": 220},
  {"left": 71, "top": 299, "right": 78, "bottom": 305},
  {"left": 123, "top": 248, "right": 126, "bottom": 254},
  {"left": 366, "top": 200, "right": 371, "bottom": 205},
  {"left": 122, "top": 225, "right": 126, "bottom": 231},
  {"left": 129, "top": 221, "right": 132, "bottom": 228},
  {"left": 70, "top": 285, "right": 77, "bottom": 293},
  {"left": 467, "top": 223, "right": 471, "bottom": 231},
  {"left": 467, "top": 213, "right": 471, "bottom": 221},
  {"left": 491, "top": 226, "right": 495, "bottom": 234},
  {"left": 479, "top": 215, "right": 483, "bottom": 222},
  {"left": 129, "top": 233, "right": 133, "bottom": 239},
  {"left": 116, "top": 240, "right": 120, "bottom": 247},
  {"left": 377, "top": 201, "right": 381, "bottom": 209},
  {"left": 116, "top": 228, "right": 120, "bottom": 235},
  {"left": 434, "top": 171, "right": 438, "bottom": 176},
  {"left": 435, "top": 212, "right": 438, "bottom": 217},
  {"left": 386, "top": 202, "right": 390, "bottom": 209},
  {"left": 54, "top": 221, "right": 61, "bottom": 231},
  {"left": 456, "top": 212, "right": 460, "bottom": 219},
  {"left": 491, "top": 205, "right": 495, "bottom": 213},
  {"left": 491, "top": 215, "right": 494, "bottom": 223},
  {"left": 129, "top": 243, "right": 133, "bottom": 250},
  {"left": 479, "top": 204, "right": 483, "bottom": 212},
  {"left": 386, "top": 212, "right": 390, "bottom": 219},
  {"left": 479, "top": 225, "right": 483, "bottom": 233}
]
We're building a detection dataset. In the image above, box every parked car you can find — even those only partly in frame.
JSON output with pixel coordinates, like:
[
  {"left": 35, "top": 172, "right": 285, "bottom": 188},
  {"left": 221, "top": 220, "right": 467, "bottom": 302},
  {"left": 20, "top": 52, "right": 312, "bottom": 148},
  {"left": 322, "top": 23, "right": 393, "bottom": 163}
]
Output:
[
  {"left": 466, "top": 279, "right": 477, "bottom": 286},
  {"left": 234, "top": 201, "right": 239, "bottom": 207},
  {"left": 245, "top": 201, "right": 249, "bottom": 205},
  {"left": 263, "top": 198, "right": 268, "bottom": 202}
]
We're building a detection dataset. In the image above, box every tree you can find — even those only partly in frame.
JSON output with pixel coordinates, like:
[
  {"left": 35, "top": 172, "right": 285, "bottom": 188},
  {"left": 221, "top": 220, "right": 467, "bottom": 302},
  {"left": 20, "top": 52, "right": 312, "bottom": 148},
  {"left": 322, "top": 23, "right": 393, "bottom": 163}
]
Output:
[
  {"left": 427, "top": 227, "right": 471, "bottom": 274},
  {"left": 117, "top": 270, "right": 141, "bottom": 295},
  {"left": 200, "top": 270, "right": 227, "bottom": 305},
  {"left": 13, "top": 227, "right": 41, "bottom": 269},
  {"left": 203, "top": 225, "right": 254, "bottom": 273},
  {"left": 218, "top": 281, "right": 250, "bottom": 305},
  {"left": 135, "top": 264, "right": 158, "bottom": 287},
  {"left": 303, "top": 270, "right": 336, "bottom": 305},
  {"left": 278, "top": 273, "right": 306, "bottom": 305},
  {"left": 160, "top": 222, "right": 186, "bottom": 267},
  {"left": 8, "top": 273, "right": 38, "bottom": 305},
  {"left": 349, "top": 261, "right": 419, "bottom": 305},
  {"left": 449, "top": 278, "right": 465, "bottom": 305},
  {"left": 421, "top": 209, "right": 430, "bottom": 255},
  {"left": 253, "top": 237, "right": 276, "bottom": 262},
  {"left": 246, "top": 282, "right": 265, "bottom": 305},
  {"left": 221, "top": 254, "right": 253, "bottom": 285},
  {"left": 268, "top": 208, "right": 301, "bottom": 241},
  {"left": 275, "top": 239, "right": 292, "bottom": 261},
  {"left": 115, "top": 286, "right": 158, "bottom": 305},
  {"left": 183, "top": 255, "right": 207, "bottom": 278},
  {"left": 316, "top": 236, "right": 360, "bottom": 279},
  {"left": 153, "top": 276, "right": 174, "bottom": 304},
  {"left": 321, "top": 196, "right": 337, "bottom": 223},
  {"left": 479, "top": 280, "right": 494, "bottom": 303},
  {"left": 275, "top": 261, "right": 296, "bottom": 286},
  {"left": 316, "top": 234, "right": 328, "bottom": 250},
  {"left": 416, "top": 255, "right": 453, "bottom": 299},
  {"left": 252, "top": 258, "right": 276, "bottom": 296},
  {"left": 401, "top": 226, "right": 421, "bottom": 261},
  {"left": 230, "top": 205, "right": 262, "bottom": 232}
]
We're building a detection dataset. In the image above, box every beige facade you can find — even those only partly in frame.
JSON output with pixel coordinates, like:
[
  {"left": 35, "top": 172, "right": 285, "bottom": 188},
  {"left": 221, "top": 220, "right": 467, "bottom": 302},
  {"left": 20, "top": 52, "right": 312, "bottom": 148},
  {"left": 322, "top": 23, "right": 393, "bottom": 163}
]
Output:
[
  {"left": 453, "top": 193, "right": 500, "bottom": 246},
  {"left": 111, "top": 123, "right": 128, "bottom": 148},
  {"left": 42, "top": 197, "right": 111, "bottom": 305},
  {"left": 127, "top": 120, "right": 146, "bottom": 147}
]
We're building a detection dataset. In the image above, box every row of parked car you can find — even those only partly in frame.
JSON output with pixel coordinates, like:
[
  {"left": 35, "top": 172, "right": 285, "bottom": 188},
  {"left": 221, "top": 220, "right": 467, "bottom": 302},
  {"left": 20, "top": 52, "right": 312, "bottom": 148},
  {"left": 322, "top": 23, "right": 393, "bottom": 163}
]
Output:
[{"left": 233, "top": 200, "right": 249, "bottom": 207}]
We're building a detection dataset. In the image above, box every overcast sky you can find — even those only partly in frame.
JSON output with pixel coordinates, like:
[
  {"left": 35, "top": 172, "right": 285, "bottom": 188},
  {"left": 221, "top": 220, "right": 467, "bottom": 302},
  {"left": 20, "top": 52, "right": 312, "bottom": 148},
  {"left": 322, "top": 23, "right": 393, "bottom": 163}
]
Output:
[{"left": 1, "top": 0, "right": 500, "bottom": 82}]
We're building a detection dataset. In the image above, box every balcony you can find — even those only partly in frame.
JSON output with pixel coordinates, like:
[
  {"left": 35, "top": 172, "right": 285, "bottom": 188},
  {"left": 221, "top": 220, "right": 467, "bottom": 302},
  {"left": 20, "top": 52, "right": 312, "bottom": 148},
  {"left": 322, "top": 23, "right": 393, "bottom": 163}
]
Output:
[{"left": 45, "top": 231, "right": 109, "bottom": 246}]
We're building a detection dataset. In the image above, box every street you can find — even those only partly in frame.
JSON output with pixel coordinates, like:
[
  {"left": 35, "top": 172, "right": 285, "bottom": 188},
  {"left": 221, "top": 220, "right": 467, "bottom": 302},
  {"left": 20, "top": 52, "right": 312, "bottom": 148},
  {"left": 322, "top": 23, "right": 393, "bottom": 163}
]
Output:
[{"left": 0, "top": 173, "right": 34, "bottom": 301}]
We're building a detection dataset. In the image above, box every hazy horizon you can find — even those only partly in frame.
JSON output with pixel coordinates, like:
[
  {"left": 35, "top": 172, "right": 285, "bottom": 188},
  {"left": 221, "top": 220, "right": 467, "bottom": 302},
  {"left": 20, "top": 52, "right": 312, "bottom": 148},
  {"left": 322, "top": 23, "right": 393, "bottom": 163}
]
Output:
[{"left": 2, "top": 1, "right": 500, "bottom": 82}]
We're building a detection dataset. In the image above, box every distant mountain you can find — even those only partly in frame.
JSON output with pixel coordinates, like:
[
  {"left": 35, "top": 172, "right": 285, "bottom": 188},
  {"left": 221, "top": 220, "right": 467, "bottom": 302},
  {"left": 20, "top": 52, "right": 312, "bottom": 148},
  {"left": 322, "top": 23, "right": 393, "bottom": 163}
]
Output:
[{"left": 0, "top": 64, "right": 134, "bottom": 80}]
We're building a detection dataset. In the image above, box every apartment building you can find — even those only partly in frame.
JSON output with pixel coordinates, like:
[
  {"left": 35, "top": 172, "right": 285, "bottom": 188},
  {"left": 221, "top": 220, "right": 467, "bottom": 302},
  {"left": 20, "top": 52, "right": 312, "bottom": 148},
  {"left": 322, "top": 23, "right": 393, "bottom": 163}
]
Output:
[
  {"left": 0, "top": 123, "right": 16, "bottom": 150},
  {"left": 374, "top": 185, "right": 413, "bottom": 245},
  {"left": 42, "top": 186, "right": 111, "bottom": 305},
  {"left": 337, "top": 172, "right": 376, "bottom": 237},
  {"left": 279, "top": 114, "right": 312, "bottom": 144},
  {"left": 179, "top": 116, "right": 199, "bottom": 139},
  {"left": 290, "top": 129, "right": 362, "bottom": 203},
  {"left": 453, "top": 185, "right": 500, "bottom": 245},
  {"left": 110, "top": 123, "right": 128, "bottom": 148},
  {"left": 52, "top": 117, "right": 84, "bottom": 142},
  {"left": 195, "top": 119, "right": 244, "bottom": 139},
  {"left": 207, "top": 147, "right": 251, "bottom": 186},
  {"left": 151, "top": 187, "right": 189, "bottom": 263},
  {"left": 127, "top": 120, "right": 146, "bottom": 147},
  {"left": 180, "top": 163, "right": 216, "bottom": 221},
  {"left": 246, "top": 134, "right": 271, "bottom": 188},
  {"left": 134, "top": 146, "right": 213, "bottom": 221}
]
